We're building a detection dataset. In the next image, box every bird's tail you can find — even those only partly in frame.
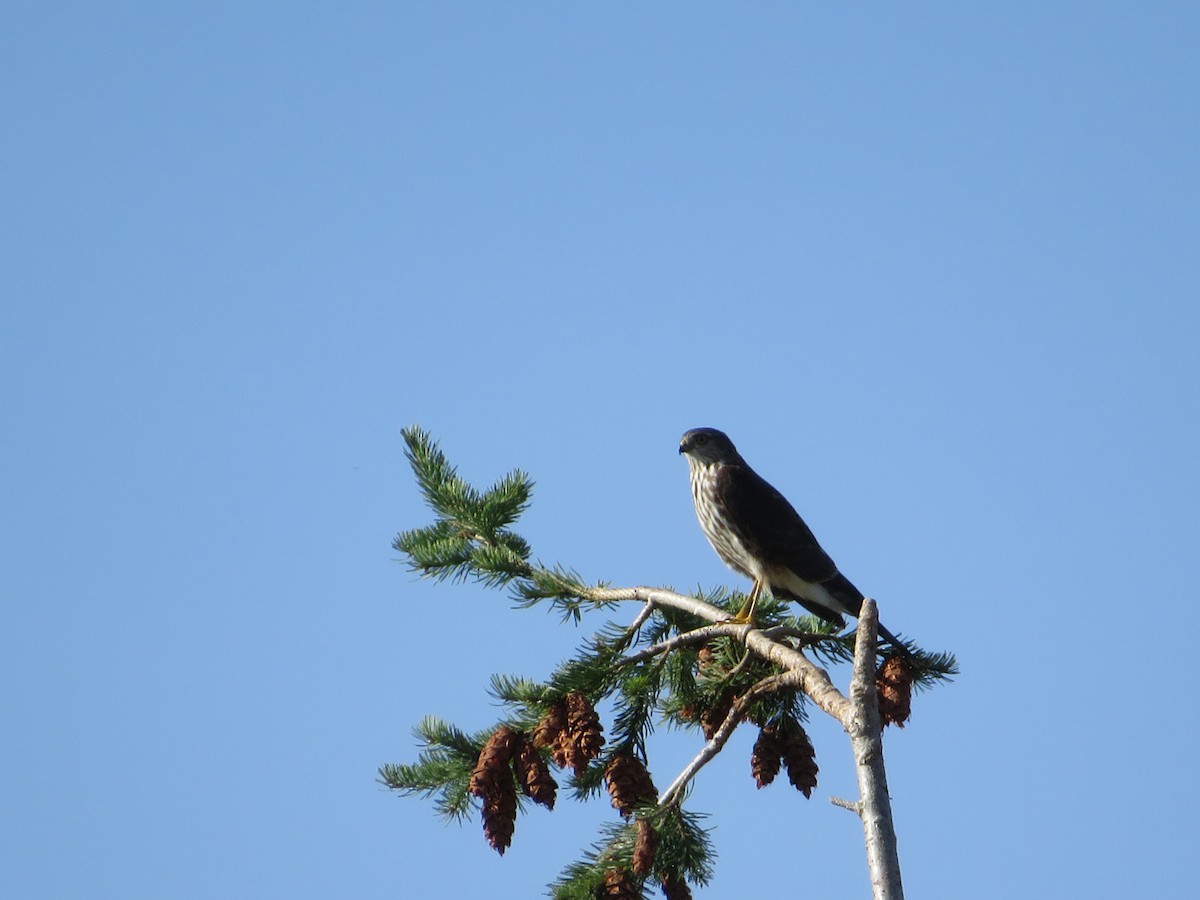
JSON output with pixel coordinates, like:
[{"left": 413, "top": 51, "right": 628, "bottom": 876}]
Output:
[
  {"left": 824, "top": 576, "right": 915, "bottom": 661},
  {"left": 876, "top": 621, "right": 915, "bottom": 660}
]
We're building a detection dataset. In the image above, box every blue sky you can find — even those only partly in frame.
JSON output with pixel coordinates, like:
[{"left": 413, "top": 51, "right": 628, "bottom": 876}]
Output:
[{"left": 3, "top": 3, "right": 1198, "bottom": 897}]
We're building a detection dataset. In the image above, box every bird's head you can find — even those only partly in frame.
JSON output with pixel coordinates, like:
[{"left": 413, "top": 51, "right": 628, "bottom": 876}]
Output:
[{"left": 678, "top": 427, "right": 739, "bottom": 467}]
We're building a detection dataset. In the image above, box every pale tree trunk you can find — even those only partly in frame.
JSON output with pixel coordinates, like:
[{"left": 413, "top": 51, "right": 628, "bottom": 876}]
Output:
[{"left": 838, "top": 598, "right": 905, "bottom": 900}]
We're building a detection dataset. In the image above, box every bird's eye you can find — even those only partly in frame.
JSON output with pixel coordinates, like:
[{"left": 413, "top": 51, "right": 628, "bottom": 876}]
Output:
[{"left": 694, "top": 434, "right": 707, "bottom": 445}]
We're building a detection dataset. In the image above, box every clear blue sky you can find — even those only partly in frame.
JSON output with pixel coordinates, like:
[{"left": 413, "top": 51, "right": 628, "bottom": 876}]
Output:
[{"left": 3, "top": 3, "right": 1198, "bottom": 898}]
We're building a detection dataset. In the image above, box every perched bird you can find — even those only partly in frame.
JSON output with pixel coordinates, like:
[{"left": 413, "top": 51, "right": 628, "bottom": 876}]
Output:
[{"left": 679, "top": 426, "right": 907, "bottom": 652}]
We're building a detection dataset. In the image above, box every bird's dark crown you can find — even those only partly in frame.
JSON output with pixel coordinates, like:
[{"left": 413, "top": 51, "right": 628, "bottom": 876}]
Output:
[{"left": 679, "top": 427, "right": 739, "bottom": 462}]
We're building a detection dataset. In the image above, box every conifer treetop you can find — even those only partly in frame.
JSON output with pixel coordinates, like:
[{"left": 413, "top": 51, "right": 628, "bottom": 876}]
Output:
[{"left": 383, "top": 426, "right": 956, "bottom": 899}]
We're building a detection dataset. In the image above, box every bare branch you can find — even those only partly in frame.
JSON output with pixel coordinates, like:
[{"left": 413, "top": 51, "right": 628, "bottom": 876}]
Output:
[
  {"left": 658, "top": 670, "right": 802, "bottom": 807},
  {"left": 625, "top": 599, "right": 657, "bottom": 635},
  {"left": 617, "top": 623, "right": 736, "bottom": 667},
  {"left": 579, "top": 584, "right": 729, "bottom": 621},
  {"left": 830, "top": 796, "right": 863, "bottom": 815}
]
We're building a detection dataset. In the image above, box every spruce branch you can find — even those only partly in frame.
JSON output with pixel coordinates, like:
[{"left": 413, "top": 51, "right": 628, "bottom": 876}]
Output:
[{"left": 378, "top": 716, "right": 493, "bottom": 822}]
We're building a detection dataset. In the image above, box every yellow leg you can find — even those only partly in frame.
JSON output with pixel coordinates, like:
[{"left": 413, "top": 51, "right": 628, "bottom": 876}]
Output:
[{"left": 730, "top": 579, "right": 762, "bottom": 624}]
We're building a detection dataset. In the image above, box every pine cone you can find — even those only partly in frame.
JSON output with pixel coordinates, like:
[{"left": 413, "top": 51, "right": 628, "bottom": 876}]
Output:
[
  {"left": 632, "top": 818, "right": 658, "bottom": 877},
  {"left": 696, "top": 642, "right": 719, "bottom": 677},
  {"left": 877, "top": 654, "right": 914, "bottom": 728},
  {"left": 602, "top": 868, "right": 639, "bottom": 900},
  {"left": 515, "top": 733, "right": 557, "bottom": 810},
  {"left": 781, "top": 724, "right": 818, "bottom": 798},
  {"left": 468, "top": 725, "right": 520, "bottom": 855},
  {"left": 563, "top": 691, "right": 604, "bottom": 775},
  {"left": 660, "top": 873, "right": 693, "bottom": 900},
  {"left": 481, "top": 779, "right": 517, "bottom": 855},
  {"left": 698, "top": 690, "right": 734, "bottom": 740},
  {"left": 468, "top": 725, "right": 519, "bottom": 799},
  {"left": 750, "top": 723, "right": 785, "bottom": 789},
  {"left": 604, "top": 752, "right": 657, "bottom": 818},
  {"left": 533, "top": 699, "right": 567, "bottom": 751}
]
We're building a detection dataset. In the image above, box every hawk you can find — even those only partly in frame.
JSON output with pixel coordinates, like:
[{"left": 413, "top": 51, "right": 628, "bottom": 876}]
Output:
[{"left": 679, "top": 426, "right": 907, "bottom": 652}]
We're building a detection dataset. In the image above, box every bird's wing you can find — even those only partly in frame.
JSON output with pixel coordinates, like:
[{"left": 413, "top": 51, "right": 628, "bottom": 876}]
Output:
[{"left": 715, "top": 463, "right": 840, "bottom": 584}]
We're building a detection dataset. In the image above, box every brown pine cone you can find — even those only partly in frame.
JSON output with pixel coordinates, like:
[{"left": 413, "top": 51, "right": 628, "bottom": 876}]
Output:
[
  {"left": 698, "top": 690, "right": 734, "bottom": 740},
  {"left": 660, "top": 873, "right": 693, "bottom": 900},
  {"left": 533, "top": 699, "right": 567, "bottom": 751},
  {"left": 750, "top": 723, "right": 785, "bottom": 789},
  {"left": 564, "top": 691, "right": 604, "bottom": 775},
  {"left": 877, "top": 654, "right": 914, "bottom": 728},
  {"left": 696, "top": 642, "right": 719, "bottom": 677},
  {"left": 515, "top": 734, "right": 557, "bottom": 810},
  {"left": 480, "top": 779, "right": 517, "bottom": 855},
  {"left": 534, "top": 698, "right": 575, "bottom": 772},
  {"left": 632, "top": 818, "right": 658, "bottom": 877},
  {"left": 781, "top": 724, "right": 818, "bottom": 798},
  {"left": 468, "top": 725, "right": 521, "bottom": 854},
  {"left": 604, "top": 752, "right": 657, "bottom": 818},
  {"left": 601, "top": 868, "right": 639, "bottom": 900},
  {"left": 468, "top": 725, "right": 519, "bottom": 799}
]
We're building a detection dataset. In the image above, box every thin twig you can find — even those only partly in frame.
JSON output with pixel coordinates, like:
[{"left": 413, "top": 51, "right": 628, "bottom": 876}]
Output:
[
  {"left": 617, "top": 624, "right": 737, "bottom": 667},
  {"left": 658, "top": 670, "right": 802, "bottom": 807},
  {"left": 625, "top": 599, "right": 657, "bottom": 635},
  {"left": 830, "top": 796, "right": 863, "bottom": 815}
]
